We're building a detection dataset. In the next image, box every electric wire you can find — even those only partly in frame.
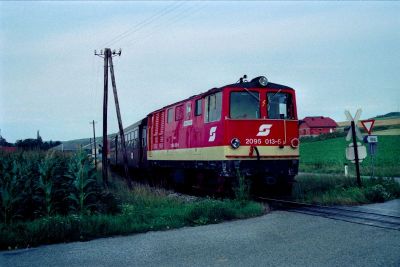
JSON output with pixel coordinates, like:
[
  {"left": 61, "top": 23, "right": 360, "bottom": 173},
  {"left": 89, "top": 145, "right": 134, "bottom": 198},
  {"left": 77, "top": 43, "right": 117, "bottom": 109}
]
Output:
[
  {"left": 100, "top": 1, "right": 185, "bottom": 48},
  {"left": 123, "top": 2, "right": 206, "bottom": 48}
]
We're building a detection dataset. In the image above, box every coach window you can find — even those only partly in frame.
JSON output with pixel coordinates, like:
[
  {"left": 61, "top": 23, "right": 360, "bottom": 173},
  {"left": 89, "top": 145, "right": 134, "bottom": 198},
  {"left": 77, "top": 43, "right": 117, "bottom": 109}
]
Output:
[
  {"left": 195, "top": 99, "right": 202, "bottom": 116},
  {"left": 167, "top": 108, "right": 173, "bottom": 123},
  {"left": 142, "top": 128, "right": 147, "bottom": 147},
  {"left": 175, "top": 105, "right": 184, "bottom": 121},
  {"left": 230, "top": 91, "right": 260, "bottom": 119},
  {"left": 267, "top": 92, "right": 294, "bottom": 119},
  {"left": 205, "top": 92, "right": 222, "bottom": 122}
]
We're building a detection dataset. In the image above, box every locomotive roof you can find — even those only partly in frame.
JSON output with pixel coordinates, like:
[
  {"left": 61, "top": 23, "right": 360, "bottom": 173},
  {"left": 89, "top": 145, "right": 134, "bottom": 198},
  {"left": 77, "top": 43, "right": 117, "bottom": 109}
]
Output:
[{"left": 151, "top": 79, "right": 294, "bottom": 114}]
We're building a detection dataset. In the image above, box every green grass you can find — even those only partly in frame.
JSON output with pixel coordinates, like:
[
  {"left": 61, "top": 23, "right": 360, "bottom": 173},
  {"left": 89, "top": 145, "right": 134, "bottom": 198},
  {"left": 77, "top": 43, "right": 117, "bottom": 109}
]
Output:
[
  {"left": 293, "top": 174, "right": 400, "bottom": 205},
  {"left": 0, "top": 180, "right": 264, "bottom": 250},
  {"left": 299, "top": 135, "right": 400, "bottom": 177}
]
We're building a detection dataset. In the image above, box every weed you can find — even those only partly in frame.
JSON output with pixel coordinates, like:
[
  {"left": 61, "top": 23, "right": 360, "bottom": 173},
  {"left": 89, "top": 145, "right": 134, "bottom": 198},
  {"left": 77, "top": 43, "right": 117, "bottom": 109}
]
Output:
[
  {"left": 234, "top": 170, "right": 250, "bottom": 203},
  {"left": 293, "top": 174, "right": 400, "bottom": 205}
]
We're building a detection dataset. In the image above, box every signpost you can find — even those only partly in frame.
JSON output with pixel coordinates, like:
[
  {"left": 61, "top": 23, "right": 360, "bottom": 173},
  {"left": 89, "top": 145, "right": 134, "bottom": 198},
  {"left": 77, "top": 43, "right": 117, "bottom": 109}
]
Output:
[
  {"left": 360, "top": 119, "right": 375, "bottom": 135},
  {"left": 360, "top": 119, "right": 378, "bottom": 178},
  {"left": 345, "top": 109, "right": 363, "bottom": 187},
  {"left": 345, "top": 111, "right": 379, "bottom": 182}
]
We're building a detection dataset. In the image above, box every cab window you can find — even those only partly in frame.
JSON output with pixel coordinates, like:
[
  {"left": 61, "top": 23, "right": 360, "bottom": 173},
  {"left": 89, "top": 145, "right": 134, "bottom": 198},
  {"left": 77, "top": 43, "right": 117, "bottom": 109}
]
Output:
[
  {"left": 267, "top": 92, "right": 294, "bottom": 119},
  {"left": 230, "top": 91, "right": 260, "bottom": 119}
]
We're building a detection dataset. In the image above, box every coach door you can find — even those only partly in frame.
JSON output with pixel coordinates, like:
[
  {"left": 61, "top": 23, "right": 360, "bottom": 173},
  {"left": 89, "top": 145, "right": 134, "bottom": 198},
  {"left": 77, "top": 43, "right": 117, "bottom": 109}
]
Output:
[{"left": 183, "top": 101, "right": 193, "bottom": 148}]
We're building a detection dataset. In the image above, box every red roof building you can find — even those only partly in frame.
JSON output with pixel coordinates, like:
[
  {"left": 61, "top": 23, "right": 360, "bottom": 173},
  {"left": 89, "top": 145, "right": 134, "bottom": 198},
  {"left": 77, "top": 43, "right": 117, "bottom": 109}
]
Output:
[
  {"left": 299, "top": 116, "right": 338, "bottom": 137},
  {"left": 0, "top": 146, "right": 17, "bottom": 153}
]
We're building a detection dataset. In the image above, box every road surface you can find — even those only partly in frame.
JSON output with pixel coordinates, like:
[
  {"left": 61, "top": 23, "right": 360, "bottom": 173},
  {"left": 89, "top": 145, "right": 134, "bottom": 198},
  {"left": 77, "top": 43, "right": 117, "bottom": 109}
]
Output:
[{"left": 1, "top": 210, "right": 399, "bottom": 266}]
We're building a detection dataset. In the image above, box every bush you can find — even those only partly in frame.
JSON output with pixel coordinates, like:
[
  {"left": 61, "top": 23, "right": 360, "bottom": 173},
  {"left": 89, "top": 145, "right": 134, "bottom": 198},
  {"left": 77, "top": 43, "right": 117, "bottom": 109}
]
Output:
[
  {"left": 293, "top": 174, "right": 400, "bottom": 205},
  {"left": 364, "top": 184, "right": 390, "bottom": 202}
]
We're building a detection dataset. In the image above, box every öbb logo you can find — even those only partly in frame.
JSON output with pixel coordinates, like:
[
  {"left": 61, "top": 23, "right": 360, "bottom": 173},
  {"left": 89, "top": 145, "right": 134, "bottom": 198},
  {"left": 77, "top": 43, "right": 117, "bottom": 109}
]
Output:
[
  {"left": 208, "top": 126, "right": 217, "bottom": 142},
  {"left": 256, "top": 124, "right": 272, "bottom": 137}
]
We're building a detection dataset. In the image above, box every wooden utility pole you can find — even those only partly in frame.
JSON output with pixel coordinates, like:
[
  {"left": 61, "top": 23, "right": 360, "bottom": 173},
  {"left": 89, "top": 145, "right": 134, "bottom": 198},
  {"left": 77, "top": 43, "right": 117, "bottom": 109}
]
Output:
[
  {"left": 100, "top": 48, "right": 110, "bottom": 188},
  {"left": 109, "top": 53, "right": 132, "bottom": 189},
  {"left": 90, "top": 120, "right": 97, "bottom": 167},
  {"left": 95, "top": 48, "right": 132, "bottom": 190}
]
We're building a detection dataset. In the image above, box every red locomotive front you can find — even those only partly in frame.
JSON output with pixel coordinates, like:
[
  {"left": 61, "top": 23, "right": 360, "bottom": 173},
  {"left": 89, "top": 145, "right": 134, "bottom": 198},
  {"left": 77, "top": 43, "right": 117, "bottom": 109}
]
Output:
[{"left": 146, "top": 76, "right": 299, "bottom": 193}]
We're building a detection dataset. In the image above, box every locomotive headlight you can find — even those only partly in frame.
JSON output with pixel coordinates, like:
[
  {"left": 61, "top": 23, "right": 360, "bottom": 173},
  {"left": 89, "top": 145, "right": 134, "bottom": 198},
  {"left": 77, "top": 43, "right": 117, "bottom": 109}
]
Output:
[
  {"left": 259, "top": 76, "right": 268, "bottom": 86},
  {"left": 230, "top": 138, "right": 241, "bottom": 149},
  {"left": 290, "top": 138, "right": 299, "bottom": 149}
]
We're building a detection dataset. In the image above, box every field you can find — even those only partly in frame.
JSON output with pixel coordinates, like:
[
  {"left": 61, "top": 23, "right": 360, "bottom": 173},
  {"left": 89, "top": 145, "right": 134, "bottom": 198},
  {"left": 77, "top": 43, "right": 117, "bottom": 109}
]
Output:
[
  {"left": 336, "top": 117, "right": 400, "bottom": 127},
  {"left": 299, "top": 135, "right": 400, "bottom": 177},
  {"left": 0, "top": 151, "right": 263, "bottom": 250}
]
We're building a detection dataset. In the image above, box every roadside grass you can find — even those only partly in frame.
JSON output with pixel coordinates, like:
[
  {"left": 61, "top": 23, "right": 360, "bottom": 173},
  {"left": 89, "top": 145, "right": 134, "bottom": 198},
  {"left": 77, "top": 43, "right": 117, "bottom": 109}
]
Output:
[
  {"left": 293, "top": 174, "right": 400, "bottom": 205},
  {"left": 0, "top": 178, "right": 264, "bottom": 250},
  {"left": 299, "top": 135, "right": 400, "bottom": 177}
]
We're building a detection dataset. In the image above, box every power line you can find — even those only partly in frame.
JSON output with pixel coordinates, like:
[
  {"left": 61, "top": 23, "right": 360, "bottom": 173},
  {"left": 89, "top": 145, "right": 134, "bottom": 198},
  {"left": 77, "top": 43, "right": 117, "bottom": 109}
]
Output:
[
  {"left": 124, "top": 3, "right": 206, "bottom": 48},
  {"left": 100, "top": 1, "right": 185, "bottom": 48}
]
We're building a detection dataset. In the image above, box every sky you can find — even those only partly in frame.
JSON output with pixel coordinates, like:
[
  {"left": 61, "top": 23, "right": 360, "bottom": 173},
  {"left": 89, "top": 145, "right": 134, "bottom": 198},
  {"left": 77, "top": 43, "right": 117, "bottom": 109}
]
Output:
[{"left": 0, "top": 1, "right": 399, "bottom": 142}]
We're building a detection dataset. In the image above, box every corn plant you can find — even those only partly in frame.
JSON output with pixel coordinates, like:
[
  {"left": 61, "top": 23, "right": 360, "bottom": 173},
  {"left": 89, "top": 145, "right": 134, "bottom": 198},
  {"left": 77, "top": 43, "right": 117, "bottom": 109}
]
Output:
[
  {"left": 0, "top": 161, "right": 23, "bottom": 224},
  {"left": 34, "top": 151, "right": 61, "bottom": 217},
  {"left": 66, "top": 151, "right": 97, "bottom": 215}
]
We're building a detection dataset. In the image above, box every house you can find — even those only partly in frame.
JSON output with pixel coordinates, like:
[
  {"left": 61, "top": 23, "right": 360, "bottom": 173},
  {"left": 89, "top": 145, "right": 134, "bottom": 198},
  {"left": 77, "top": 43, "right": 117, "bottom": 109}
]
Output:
[
  {"left": 0, "top": 146, "right": 17, "bottom": 153},
  {"left": 299, "top": 116, "right": 338, "bottom": 137}
]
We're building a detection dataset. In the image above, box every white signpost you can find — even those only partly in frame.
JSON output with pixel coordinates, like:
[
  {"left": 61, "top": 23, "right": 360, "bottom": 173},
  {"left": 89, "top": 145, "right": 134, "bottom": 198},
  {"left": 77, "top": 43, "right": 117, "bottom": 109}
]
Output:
[
  {"left": 345, "top": 142, "right": 367, "bottom": 163},
  {"left": 344, "top": 109, "right": 364, "bottom": 186}
]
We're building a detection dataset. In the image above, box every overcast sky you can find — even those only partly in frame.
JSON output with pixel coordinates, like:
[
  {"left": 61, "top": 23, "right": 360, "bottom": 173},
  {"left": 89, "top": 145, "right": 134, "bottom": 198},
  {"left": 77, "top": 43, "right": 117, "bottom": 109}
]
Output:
[{"left": 1, "top": 1, "right": 399, "bottom": 142}]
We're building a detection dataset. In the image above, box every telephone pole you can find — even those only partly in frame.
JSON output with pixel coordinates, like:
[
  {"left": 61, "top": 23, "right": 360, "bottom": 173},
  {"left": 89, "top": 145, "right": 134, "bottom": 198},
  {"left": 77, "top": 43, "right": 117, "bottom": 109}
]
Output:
[
  {"left": 95, "top": 48, "right": 132, "bottom": 189},
  {"left": 90, "top": 120, "right": 97, "bottom": 167},
  {"left": 95, "top": 48, "right": 110, "bottom": 188},
  {"left": 109, "top": 53, "right": 132, "bottom": 189}
]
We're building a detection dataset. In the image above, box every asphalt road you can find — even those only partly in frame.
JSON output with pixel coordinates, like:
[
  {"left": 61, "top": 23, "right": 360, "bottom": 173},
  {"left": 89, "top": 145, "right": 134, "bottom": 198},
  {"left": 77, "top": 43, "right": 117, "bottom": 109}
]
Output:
[{"left": 1, "top": 211, "right": 399, "bottom": 267}]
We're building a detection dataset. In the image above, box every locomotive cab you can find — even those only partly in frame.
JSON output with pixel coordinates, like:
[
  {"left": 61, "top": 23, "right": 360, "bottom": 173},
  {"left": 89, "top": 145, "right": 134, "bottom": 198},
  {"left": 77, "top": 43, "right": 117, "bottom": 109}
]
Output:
[{"left": 220, "top": 78, "right": 299, "bottom": 192}]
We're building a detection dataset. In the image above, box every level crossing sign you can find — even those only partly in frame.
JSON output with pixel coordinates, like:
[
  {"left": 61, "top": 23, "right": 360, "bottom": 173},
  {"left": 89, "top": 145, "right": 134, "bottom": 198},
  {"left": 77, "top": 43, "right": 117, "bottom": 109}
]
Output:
[
  {"left": 360, "top": 119, "right": 375, "bottom": 135},
  {"left": 345, "top": 109, "right": 363, "bottom": 141}
]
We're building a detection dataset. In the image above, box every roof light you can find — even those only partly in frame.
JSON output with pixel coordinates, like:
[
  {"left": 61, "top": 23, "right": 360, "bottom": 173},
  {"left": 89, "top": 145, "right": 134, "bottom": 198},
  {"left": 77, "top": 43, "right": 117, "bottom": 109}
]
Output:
[{"left": 259, "top": 76, "right": 268, "bottom": 86}]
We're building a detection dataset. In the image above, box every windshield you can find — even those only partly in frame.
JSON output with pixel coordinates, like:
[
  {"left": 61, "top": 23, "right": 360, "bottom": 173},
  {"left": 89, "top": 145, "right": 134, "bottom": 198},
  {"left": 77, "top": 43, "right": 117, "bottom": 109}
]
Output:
[
  {"left": 230, "top": 91, "right": 260, "bottom": 119},
  {"left": 267, "top": 92, "right": 294, "bottom": 119}
]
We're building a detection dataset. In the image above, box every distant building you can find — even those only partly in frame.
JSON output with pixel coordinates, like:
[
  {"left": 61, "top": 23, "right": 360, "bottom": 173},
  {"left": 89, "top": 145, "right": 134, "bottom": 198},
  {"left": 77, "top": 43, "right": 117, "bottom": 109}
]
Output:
[
  {"left": 0, "top": 146, "right": 17, "bottom": 153},
  {"left": 299, "top": 116, "right": 338, "bottom": 137}
]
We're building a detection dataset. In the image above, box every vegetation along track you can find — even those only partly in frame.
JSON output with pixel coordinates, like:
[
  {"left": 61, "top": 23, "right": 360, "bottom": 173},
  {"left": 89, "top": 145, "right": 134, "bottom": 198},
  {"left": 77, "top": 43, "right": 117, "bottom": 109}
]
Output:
[{"left": 259, "top": 197, "right": 400, "bottom": 231}]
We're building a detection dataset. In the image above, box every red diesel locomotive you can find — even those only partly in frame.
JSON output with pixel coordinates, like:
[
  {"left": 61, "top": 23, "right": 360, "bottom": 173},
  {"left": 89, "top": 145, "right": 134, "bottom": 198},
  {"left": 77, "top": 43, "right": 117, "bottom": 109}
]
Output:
[{"left": 110, "top": 76, "right": 299, "bottom": 192}]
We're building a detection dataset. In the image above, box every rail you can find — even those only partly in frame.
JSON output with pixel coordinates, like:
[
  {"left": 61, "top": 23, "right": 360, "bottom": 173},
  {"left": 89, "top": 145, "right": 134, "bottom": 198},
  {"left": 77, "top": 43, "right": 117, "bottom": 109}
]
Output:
[{"left": 258, "top": 197, "right": 400, "bottom": 231}]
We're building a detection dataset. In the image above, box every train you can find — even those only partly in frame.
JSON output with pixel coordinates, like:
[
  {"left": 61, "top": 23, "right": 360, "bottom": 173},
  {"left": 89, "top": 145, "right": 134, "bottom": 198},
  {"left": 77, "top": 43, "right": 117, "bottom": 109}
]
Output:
[{"left": 109, "top": 75, "right": 299, "bottom": 194}]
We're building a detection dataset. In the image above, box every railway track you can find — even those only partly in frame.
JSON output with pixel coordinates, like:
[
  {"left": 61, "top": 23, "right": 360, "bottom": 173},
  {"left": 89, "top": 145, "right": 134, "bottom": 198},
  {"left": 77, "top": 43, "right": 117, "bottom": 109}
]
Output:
[{"left": 259, "top": 197, "right": 400, "bottom": 231}]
